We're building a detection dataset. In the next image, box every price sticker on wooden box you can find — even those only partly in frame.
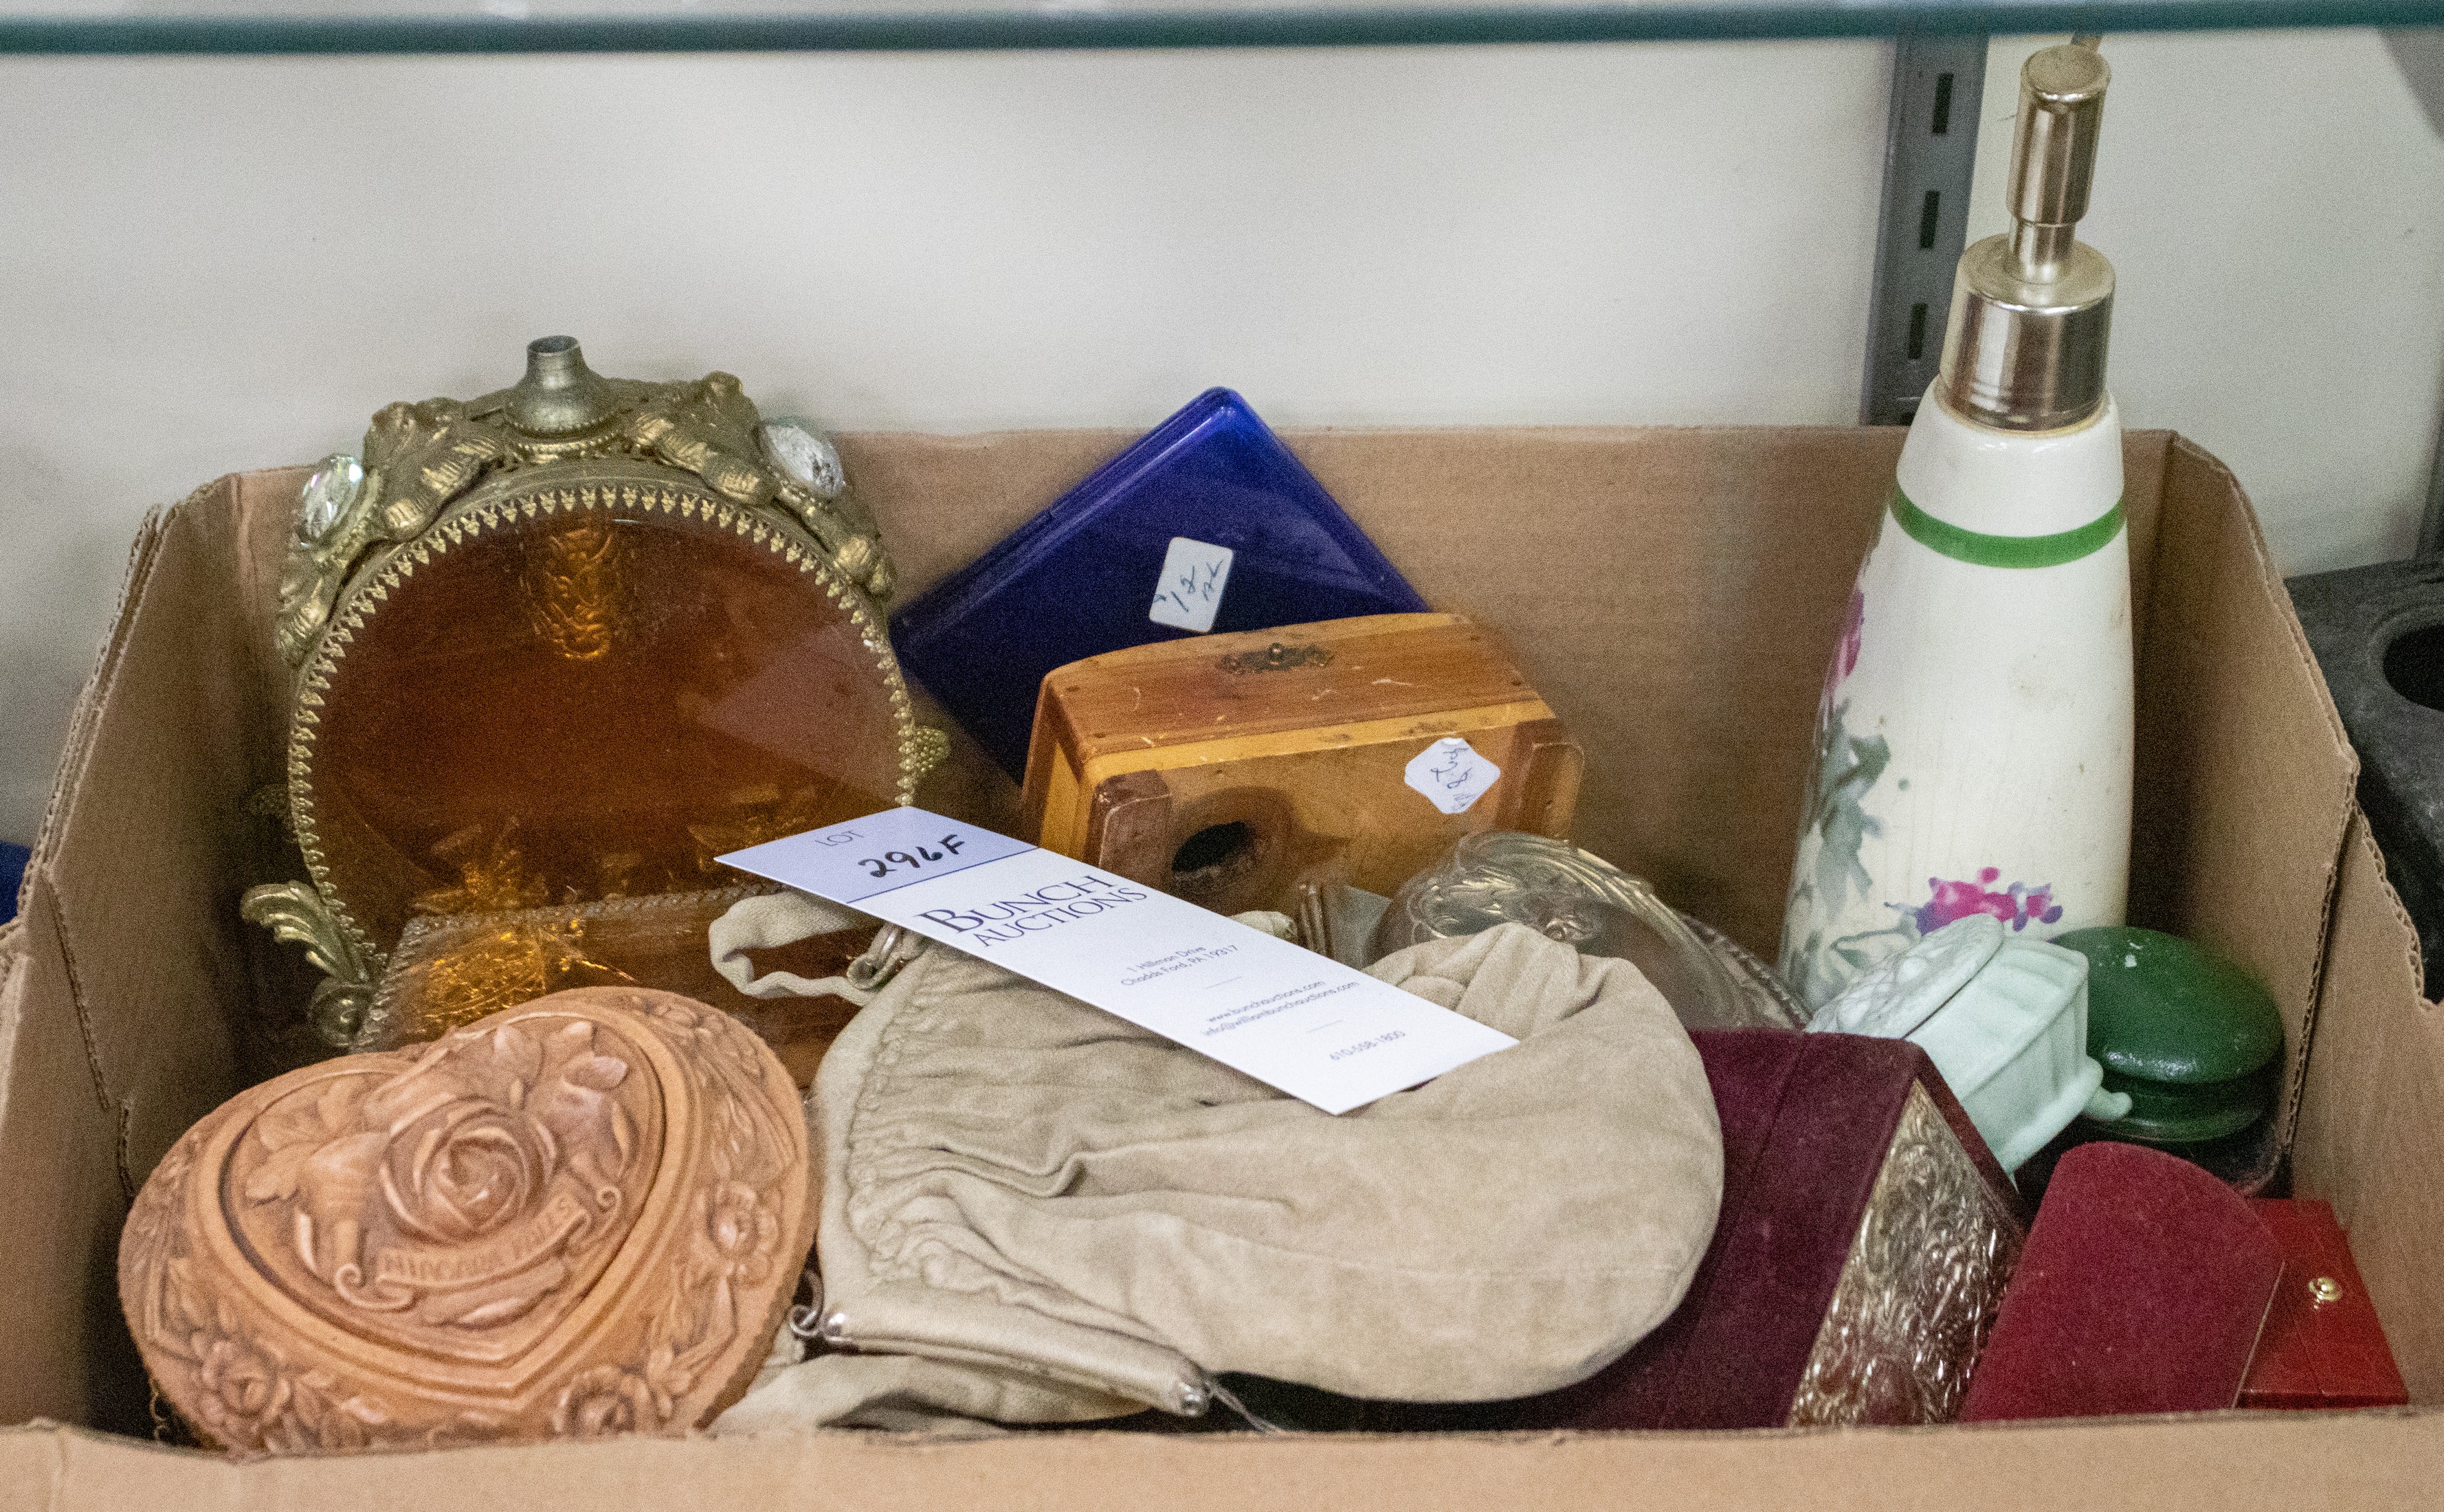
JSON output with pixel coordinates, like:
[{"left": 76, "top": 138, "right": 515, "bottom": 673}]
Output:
[{"left": 1406, "top": 737, "right": 1502, "bottom": 814}]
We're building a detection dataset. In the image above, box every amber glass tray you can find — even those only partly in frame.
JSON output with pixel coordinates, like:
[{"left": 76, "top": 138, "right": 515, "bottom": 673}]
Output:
[{"left": 357, "top": 885, "right": 874, "bottom": 1089}]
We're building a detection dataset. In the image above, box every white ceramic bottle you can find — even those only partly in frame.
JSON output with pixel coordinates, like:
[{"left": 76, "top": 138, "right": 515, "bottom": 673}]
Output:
[{"left": 1781, "top": 43, "right": 2131, "bottom": 1008}]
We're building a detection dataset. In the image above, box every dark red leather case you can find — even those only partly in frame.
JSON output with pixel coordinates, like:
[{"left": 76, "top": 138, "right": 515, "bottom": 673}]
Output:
[{"left": 2241, "top": 1198, "right": 2408, "bottom": 1411}]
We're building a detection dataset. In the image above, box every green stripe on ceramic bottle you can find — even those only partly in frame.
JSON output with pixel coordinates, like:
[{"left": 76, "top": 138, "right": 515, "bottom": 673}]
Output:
[{"left": 1888, "top": 489, "right": 2126, "bottom": 569}]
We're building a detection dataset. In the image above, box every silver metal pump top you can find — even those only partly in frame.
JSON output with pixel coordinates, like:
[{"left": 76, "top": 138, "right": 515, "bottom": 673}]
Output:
[{"left": 1937, "top": 42, "right": 2115, "bottom": 432}]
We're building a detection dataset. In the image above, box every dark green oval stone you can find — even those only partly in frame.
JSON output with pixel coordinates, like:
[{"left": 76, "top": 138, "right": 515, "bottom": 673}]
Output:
[
  {"left": 2055, "top": 925, "right": 2285, "bottom": 1085},
  {"left": 2087, "top": 1063, "right": 2276, "bottom": 1145}
]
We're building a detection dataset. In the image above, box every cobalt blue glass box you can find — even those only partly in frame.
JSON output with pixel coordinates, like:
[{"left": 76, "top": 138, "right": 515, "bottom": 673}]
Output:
[{"left": 889, "top": 388, "right": 1429, "bottom": 777}]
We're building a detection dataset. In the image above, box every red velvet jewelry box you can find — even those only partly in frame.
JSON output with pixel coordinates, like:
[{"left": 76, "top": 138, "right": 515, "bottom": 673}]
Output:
[
  {"left": 1959, "top": 1141, "right": 2283, "bottom": 1422},
  {"left": 1506, "top": 1029, "right": 2028, "bottom": 1430}
]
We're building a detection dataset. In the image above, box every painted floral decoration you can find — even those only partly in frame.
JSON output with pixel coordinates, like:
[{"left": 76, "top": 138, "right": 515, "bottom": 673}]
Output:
[
  {"left": 1909, "top": 867, "right": 2063, "bottom": 935},
  {"left": 1836, "top": 588, "right": 1866, "bottom": 682}
]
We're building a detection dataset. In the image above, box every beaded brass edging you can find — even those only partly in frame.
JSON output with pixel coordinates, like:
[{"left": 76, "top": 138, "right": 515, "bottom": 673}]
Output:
[{"left": 271, "top": 362, "right": 894, "bottom": 669}]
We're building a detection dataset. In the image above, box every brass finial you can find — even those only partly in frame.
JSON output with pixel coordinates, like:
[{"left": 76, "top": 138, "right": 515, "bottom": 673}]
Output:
[{"left": 503, "top": 335, "right": 621, "bottom": 436}]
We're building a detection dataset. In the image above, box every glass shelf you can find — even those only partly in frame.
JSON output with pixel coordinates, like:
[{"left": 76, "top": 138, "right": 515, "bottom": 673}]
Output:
[{"left": 1, "top": 0, "right": 2434, "bottom": 54}]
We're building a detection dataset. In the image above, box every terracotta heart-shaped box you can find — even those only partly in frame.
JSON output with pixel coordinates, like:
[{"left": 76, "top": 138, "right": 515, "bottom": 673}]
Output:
[{"left": 120, "top": 987, "right": 812, "bottom": 1452}]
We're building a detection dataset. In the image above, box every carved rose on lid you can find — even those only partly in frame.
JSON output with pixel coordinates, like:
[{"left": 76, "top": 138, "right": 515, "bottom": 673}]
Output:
[
  {"left": 386, "top": 1097, "right": 555, "bottom": 1245},
  {"left": 192, "top": 1330, "right": 293, "bottom": 1443},
  {"left": 238, "top": 1017, "right": 645, "bottom": 1331},
  {"left": 376, "top": 1023, "right": 632, "bottom": 1247}
]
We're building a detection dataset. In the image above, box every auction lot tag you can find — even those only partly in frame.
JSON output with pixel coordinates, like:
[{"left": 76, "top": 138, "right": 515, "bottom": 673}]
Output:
[{"left": 721, "top": 808, "right": 1514, "bottom": 1114}]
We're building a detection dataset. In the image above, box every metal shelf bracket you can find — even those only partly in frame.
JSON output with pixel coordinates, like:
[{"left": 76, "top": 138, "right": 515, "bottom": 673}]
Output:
[{"left": 1861, "top": 31, "right": 1988, "bottom": 426}]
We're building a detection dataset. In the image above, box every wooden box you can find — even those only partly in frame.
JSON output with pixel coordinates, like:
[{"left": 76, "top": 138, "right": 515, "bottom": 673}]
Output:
[{"left": 1021, "top": 613, "right": 1581, "bottom": 918}]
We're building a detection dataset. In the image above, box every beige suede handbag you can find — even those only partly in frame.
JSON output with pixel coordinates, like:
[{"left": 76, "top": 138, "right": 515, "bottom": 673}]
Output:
[{"left": 702, "top": 899, "right": 1722, "bottom": 1434}]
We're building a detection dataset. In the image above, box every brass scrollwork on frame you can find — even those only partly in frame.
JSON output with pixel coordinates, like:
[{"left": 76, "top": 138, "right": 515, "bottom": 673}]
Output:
[
  {"left": 239, "top": 882, "right": 376, "bottom": 1049},
  {"left": 272, "top": 346, "right": 892, "bottom": 669}
]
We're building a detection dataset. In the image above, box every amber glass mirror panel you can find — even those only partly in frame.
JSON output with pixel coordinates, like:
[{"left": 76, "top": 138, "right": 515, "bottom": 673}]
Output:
[{"left": 302, "top": 485, "right": 907, "bottom": 959}]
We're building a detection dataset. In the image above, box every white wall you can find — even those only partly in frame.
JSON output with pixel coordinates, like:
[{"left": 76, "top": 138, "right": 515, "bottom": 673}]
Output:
[
  {"left": 2, "top": 32, "right": 2439, "bottom": 842},
  {"left": 1975, "top": 32, "right": 2444, "bottom": 573}
]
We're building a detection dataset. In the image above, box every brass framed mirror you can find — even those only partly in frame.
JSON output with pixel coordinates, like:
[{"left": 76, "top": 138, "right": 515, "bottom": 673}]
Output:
[{"left": 246, "top": 338, "right": 936, "bottom": 1046}]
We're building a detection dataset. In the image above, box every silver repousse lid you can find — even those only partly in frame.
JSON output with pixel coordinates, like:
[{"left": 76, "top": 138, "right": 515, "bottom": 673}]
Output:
[{"left": 1937, "top": 43, "right": 2115, "bottom": 432}]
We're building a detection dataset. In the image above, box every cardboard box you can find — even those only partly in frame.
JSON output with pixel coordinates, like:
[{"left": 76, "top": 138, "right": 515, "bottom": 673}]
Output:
[{"left": 4, "top": 425, "right": 2439, "bottom": 1506}]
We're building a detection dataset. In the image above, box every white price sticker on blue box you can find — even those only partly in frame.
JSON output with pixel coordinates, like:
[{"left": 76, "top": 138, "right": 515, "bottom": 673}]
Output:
[
  {"left": 720, "top": 808, "right": 1515, "bottom": 1114},
  {"left": 1148, "top": 536, "right": 1234, "bottom": 634}
]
